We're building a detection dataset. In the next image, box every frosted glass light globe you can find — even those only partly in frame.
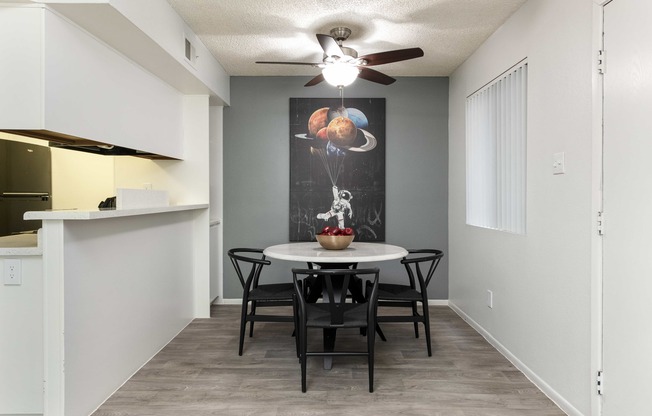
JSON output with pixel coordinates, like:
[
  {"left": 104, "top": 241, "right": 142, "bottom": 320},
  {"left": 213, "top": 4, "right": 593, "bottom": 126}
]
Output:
[{"left": 322, "top": 64, "right": 359, "bottom": 87}]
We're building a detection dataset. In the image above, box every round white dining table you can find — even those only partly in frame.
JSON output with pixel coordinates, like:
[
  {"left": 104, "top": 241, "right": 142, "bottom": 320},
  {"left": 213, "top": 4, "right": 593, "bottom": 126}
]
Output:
[
  {"left": 263, "top": 241, "right": 408, "bottom": 370},
  {"left": 263, "top": 241, "right": 408, "bottom": 264}
]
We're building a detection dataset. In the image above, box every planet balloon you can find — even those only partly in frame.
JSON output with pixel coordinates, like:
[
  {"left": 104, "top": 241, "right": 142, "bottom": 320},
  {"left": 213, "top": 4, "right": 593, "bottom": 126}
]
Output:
[
  {"left": 350, "top": 129, "right": 368, "bottom": 148},
  {"left": 348, "top": 129, "right": 377, "bottom": 152},
  {"left": 327, "top": 116, "right": 357, "bottom": 147},
  {"left": 328, "top": 106, "right": 348, "bottom": 121},
  {"left": 316, "top": 127, "right": 329, "bottom": 144},
  {"left": 308, "top": 107, "right": 329, "bottom": 137},
  {"left": 346, "top": 108, "right": 369, "bottom": 129}
]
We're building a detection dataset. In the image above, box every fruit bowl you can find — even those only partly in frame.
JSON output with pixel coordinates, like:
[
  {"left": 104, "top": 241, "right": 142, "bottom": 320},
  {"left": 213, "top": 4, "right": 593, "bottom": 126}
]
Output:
[{"left": 316, "top": 234, "right": 355, "bottom": 250}]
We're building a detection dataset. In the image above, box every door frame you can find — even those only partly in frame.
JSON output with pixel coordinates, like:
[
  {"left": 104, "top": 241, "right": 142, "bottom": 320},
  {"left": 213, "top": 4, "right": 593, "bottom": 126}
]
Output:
[{"left": 591, "top": 1, "right": 611, "bottom": 415}]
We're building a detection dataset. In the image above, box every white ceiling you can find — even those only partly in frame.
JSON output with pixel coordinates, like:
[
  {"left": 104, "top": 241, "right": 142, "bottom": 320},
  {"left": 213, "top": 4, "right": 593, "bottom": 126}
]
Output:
[{"left": 167, "top": 0, "right": 527, "bottom": 79}]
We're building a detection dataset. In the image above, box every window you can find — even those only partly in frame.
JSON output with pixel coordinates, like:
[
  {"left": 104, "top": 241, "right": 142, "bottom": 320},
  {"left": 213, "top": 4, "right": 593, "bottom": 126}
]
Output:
[{"left": 466, "top": 61, "right": 527, "bottom": 234}]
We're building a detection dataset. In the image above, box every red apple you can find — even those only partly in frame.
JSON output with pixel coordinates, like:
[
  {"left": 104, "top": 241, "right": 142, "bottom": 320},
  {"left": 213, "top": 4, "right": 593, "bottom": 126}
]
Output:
[
  {"left": 320, "top": 226, "right": 332, "bottom": 235},
  {"left": 343, "top": 227, "right": 354, "bottom": 235},
  {"left": 331, "top": 228, "right": 342, "bottom": 235}
]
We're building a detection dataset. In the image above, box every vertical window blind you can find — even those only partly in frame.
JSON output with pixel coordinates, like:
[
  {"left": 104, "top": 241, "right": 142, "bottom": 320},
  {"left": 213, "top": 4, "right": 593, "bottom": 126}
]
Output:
[{"left": 466, "top": 62, "right": 527, "bottom": 234}]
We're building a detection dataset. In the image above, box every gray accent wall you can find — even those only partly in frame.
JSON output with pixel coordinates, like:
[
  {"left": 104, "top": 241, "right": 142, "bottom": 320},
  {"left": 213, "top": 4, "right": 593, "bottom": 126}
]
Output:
[{"left": 223, "top": 76, "right": 448, "bottom": 300}]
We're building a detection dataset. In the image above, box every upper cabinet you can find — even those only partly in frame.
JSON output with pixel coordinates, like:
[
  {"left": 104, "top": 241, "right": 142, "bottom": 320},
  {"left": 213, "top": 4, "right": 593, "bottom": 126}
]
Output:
[{"left": 0, "top": 3, "right": 230, "bottom": 160}]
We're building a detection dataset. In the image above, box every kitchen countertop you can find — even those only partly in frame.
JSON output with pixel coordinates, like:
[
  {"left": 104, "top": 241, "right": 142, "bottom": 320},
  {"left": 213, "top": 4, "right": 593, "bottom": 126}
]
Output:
[
  {"left": 24, "top": 204, "right": 208, "bottom": 221},
  {"left": 0, "top": 232, "right": 42, "bottom": 256},
  {"left": 1, "top": 205, "right": 208, "bottom": 256}
]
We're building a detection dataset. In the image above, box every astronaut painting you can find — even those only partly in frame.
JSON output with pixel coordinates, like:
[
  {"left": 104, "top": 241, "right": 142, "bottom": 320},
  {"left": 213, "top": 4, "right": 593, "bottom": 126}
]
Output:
[{"left": 289, "top": 97, "right": 386, "bottom": 242}]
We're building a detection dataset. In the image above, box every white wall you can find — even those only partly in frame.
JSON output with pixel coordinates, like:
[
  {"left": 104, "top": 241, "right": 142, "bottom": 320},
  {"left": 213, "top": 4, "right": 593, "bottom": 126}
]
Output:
[
  {"left": 0, "top": 256, "right": 43, "bottom": 414},
  {"left": 114, "top": 95, "right": 211, "bottom": 206},
  {"left": 109, "top": 0, "right": 230, "bottom": 104},
  {"left": 209, "top": 106, "right": 223, "bottom": 302},
  {"left": 448, "top": 1, "right": 594, "bottom": 415},
  {"left": 113, "top": 95, "right": 212, "bottom": 315},
  {"left": 51, "top": 148, "right": 115, "bottom": 210}
]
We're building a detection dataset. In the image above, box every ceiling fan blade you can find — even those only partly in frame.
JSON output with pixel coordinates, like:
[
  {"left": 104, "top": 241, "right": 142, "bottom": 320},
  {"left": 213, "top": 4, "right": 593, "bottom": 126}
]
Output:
[
  {"left": 358, "top": 67, "right": 396, "bottom": 85},
  {"left": 304, "top": 73, "right": 325, "bottom": 87},
  {"left": 316, "top": 34, "right": 344, "bottom": 58},
  {"left": 359, "top": 47, "right": 424, "bottom": 66},
  {"left": 255, "top": 61, "right": 321, "bottom": 66}
]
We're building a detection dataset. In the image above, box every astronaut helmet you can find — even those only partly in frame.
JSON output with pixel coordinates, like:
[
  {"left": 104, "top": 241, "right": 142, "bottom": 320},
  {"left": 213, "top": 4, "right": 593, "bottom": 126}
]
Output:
[{"left": 338, "top": 190, "right": 352, "bottom": 201}]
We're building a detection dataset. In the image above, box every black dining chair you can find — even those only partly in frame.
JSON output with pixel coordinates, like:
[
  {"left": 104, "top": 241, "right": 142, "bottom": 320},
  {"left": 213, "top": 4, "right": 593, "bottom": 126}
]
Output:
[
  {"left": 228, "top": 248, "right": 295, "bottom": 356},
  {"left": 367, "top": 249, "right": 444, "bottom": 356},
  {"left": 292, "top": 267, "right": 380, "bottom": 393},
  {"left": 304, "top": 261, "right": 360, "bottom": 303}
]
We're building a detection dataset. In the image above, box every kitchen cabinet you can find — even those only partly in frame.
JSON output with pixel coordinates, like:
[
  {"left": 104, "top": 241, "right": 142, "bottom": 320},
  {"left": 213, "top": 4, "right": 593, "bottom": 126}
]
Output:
[{"left": 0, "top": 5, "right": 184, "bottom": 159}]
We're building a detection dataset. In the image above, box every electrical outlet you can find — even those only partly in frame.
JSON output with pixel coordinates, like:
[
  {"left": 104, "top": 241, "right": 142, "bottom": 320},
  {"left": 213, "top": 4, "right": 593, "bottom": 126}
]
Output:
[
  {"left": 4, "top": 259, "right": 22, "bottom": 285},
  {"left": 553, "top": 152, "right": 565, "bottom": 175},
  {"left": 486, "top": 290, "right": 493, "bottom": 308}
]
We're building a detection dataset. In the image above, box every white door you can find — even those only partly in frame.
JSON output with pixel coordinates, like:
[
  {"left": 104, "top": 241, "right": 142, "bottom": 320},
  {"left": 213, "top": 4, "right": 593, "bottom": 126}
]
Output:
[{"left": 603, "top": 0, "right": 652, "bottom": 414}]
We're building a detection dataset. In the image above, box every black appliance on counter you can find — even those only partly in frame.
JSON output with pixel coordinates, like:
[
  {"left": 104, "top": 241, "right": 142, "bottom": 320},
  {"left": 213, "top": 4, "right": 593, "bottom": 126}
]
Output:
[{"left": 0, "top": 139, "right": 52, "bottom": 236}]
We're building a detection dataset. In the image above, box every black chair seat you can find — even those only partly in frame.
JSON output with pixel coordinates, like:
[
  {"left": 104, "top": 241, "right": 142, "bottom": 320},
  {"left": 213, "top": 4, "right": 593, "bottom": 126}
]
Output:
[
  {"left": 376, "top": 283, "right": 421, "bottom": 301},
  {"left": 305, "top": 303, "right": 368, "bottom": 328},
  {"left": 249, "top": 283, "right": 295, "bottom": 301}
]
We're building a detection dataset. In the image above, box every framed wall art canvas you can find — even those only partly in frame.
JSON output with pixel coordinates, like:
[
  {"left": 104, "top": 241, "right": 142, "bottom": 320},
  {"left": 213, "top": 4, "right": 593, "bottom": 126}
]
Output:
[{"left": 289, "top": 97, "right": 385, "bottom": 242}]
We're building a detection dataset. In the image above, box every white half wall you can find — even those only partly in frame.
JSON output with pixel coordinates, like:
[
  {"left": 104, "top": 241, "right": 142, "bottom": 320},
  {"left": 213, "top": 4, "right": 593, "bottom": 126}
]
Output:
[
  {"left": 0, "top": 256, "right": 43, "bottom": 414},
  {"left": 50, "top": 212, "right": 198, "bottom": 416},
  {"left": 448, "top": 0, "right": 595, "bottom": 415}
]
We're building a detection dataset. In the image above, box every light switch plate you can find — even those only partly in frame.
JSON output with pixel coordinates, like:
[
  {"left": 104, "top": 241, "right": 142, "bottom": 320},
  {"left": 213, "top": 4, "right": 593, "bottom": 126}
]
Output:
[{"left": 553, "top": 152, "right": 565, "bottom": 175}]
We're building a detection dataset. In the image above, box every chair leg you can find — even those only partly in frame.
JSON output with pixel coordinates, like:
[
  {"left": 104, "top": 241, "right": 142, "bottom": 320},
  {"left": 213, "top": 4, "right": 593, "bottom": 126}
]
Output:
[
  {"left": 292, "top": 295, "right": 300, "bottom": 358},
  {"left": 238, "top": 301, "right": 249, "bottom": 356},
  {"left": 376, "top": 323, "right": 387, "bottom": 342},
  {"left": 368, "top": 324, "right": 375, "bottom": 393},
  {"left": 422, "top": 300, "right": 432, "bottom": 357},
  {"left": 412, "top": 300, "right": 420, "bottom": 338},
  {"left": 249, "top": 301, "right": 257, "bottom": 337},
  {"left": 301, "top": 324, "right": 307, "bottom": 392}
]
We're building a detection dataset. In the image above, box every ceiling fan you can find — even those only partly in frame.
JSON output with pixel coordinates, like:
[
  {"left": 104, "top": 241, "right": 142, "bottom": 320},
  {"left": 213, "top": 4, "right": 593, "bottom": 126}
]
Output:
[{"left": 256, "top": 27, "right": 424, "bottom": 87}]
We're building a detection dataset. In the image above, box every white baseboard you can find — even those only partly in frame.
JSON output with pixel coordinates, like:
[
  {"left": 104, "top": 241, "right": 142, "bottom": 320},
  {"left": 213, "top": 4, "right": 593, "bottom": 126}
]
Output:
[
  {"left": 0, "top": 414, "right": 42, "bottom": 416},
  {"left": 448, "top": 301, "right": 583, "bottom": 416},
  {"left": 218, "top": 298, "right": 450, "bottom": 306},
  {"left": 219, "top": 298, "right": 243, "bottom": 305}
]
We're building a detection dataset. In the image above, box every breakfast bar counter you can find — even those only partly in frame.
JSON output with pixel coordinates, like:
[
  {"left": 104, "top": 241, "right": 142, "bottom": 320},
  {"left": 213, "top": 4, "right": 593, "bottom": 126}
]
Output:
[{"left": 27, "top": 203, "right": 210, "bottom": 416}]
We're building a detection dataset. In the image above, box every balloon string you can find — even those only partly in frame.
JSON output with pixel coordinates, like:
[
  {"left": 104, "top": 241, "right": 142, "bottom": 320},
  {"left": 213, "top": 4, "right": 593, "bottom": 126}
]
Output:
[
  {"left": 318, "top": 148, "right": 335, "bottom": 186},
  {"left": 329, "top": 86, "right": 345, "bottom": 185}
]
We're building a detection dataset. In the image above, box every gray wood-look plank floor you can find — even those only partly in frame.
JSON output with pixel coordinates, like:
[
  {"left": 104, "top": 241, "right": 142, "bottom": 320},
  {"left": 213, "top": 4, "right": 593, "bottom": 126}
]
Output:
[{"left": 92, "top": 305, "right": 565, "bottom": 416}]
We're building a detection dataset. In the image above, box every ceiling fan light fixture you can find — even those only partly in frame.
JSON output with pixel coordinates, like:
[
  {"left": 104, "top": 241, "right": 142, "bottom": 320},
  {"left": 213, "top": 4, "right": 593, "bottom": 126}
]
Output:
[{"left": 322, "top": 63, "right": 360, "bottom": 87}]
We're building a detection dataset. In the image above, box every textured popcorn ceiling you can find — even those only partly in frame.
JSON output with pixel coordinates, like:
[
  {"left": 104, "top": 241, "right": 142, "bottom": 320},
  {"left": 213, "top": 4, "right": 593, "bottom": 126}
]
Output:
[{"left": 167, "top": 0, "right": 527, "bottom": 77}]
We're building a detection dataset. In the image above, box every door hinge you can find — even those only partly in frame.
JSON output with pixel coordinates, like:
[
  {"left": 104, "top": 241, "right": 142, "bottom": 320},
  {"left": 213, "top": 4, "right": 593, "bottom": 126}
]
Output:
[
  {"left": 597, "top": 370, "right": 604, "bottom": 395},
  {"left": 597, "top": 211, "right": 605, "bottom": 235},
  {"left": 598, "top": 50, "right": 606, "bottom": 74}
]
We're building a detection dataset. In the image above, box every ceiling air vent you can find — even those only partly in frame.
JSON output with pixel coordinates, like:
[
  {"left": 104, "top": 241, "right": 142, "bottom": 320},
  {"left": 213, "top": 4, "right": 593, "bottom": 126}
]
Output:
[{"left": 184, "top": 37, "right": 197, "bottom": 66}]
